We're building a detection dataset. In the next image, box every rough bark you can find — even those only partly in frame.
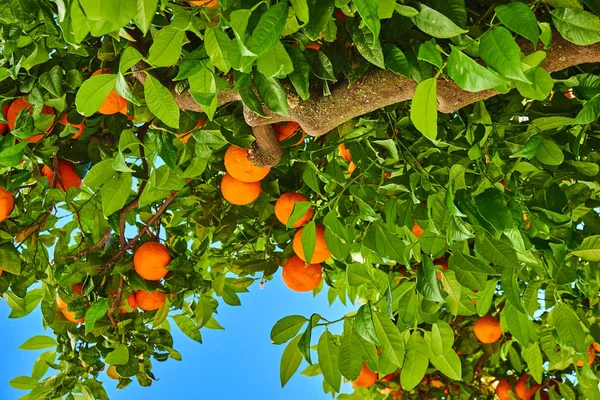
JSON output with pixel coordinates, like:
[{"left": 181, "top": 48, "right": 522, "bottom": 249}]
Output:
[{"left": 248, "top": 123, "right": 283, "bottom": 168}]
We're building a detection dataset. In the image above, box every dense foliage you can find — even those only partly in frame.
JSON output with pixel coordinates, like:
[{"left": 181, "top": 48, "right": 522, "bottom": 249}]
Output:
[{"left": 1, "top": 0, "right": 600, "bottom": 399}]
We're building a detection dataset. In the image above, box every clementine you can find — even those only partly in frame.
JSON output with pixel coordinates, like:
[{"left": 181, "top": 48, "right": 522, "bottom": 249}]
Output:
[
  {"left": 221, "top": 173, "right": 261, "bottom": 205},
  {"left": 7, "top": 97, "right": 56, "bottom": 142},
  {"left": 42, "top": 160, "right": 82, "bottom": 191},
  {"left": 281, "top": 256, "right": 322, "bottom": 292},
  {"left": 351, "top": 362, "right": 378, "bottom": 388},
  {"left": 274, "top": 192, "right": 313, "bottom": 228},
  {"left": 0, "top": 103, "right": 9, "bottom": 135},
  {"left": 495, "top": 378, "right": 513, "bottom": 400},
  {"left": 224, "top": 145, "right": 270, "bottom": 182},
  {"left": 473, "top": 315, "right": 502, "bottom": 344},
  {"left": 292, "top": 224, "right": 332, "bottom": 264},
  {"left": 60, "top": 114, "right": 85, "bottom": 139},
  {"left": 514, "top": 374, "right": 540, "bottom": 400},
  {"left": 120, "top": 293, "right": 139, "bottom": 314},
  {"left": 91, "top": 69, "right": 128, "bottom": 115},
  {"left": 62, "top": 308, "right": 85, "bottom": 323},
  {"left": 274, "top": 122, "right": 305, "bottom": 146},
  {"left": 0, "top": 187, "right": 14, "bottom": 223},
  {"left": 135, "top": 290, "right": 167, "bottom": 311},
  {"left": 133, "top": 242, "right": 172, "bottom": 281}
]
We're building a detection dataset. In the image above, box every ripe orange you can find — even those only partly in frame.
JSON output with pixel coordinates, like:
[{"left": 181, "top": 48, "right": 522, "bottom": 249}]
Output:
[
  {"left": 305, "top": 44, "right": 321, "bottom": 51},
  {"left": 224, "top": 145, "right": 270, "bottom": 182},
  {"left": 514, "top": 374, "right": 540, "bottom": 400},
  {"left": 352, "top": 362, "right": 378, "bottom": 388},
  {"left": 0, "top": 103, "right": 9, "bottom": 135},
  {"left": 62, "top": 308, "right": 85, "bottom": 323},
  {"left": 60, "top": 114, "right": 84, "bottom": 139},
  {"left": 412, "top": 220, "right": 424, "bottom": 238},
  {"left": 176, "top": 119, "right": 206, "bottom": 144},
  {"left": 135, "top": 290, "right": 167, "bottom": 311},
  {"left": 292, "top": 224, "right": 332, "bottom": 264},
  {"left": 42, "top": 160, "right": 82, "bottom": 191},
  {"left": 381, "top": 373, "right": 395, "bottom": 382},
  {"left": 274, "top": 192, "right": 313, "bottom": 228},
  {"left": 274, "top": 122, "right": 305, "bottom": 146},
  {"left": 91, "top": 69, "right": 128, "bottom": 115},
  {"left": 120, "top": 293, "right": 139, "bottom": 314},
  {"left": 189, "top": 0, "right": 219, "bottom": 6},
  {"left": 281, "top": 256, "right": 322, "bottom": 292},
  {"left": 473, "top": 315, "right": 502, "bottom": 344},
  {"left": 7, "top": 97, "right": 56, "bottom": 142},
  {"left": 221, "top": 173, "right": 261, "bottom": 205},
  {"left": 56, "top": 284, "right": 84, "bottom": 309},
  {"left": 576, "top": 344, "right": 596, "bottom": 367},
  {"left": 495, "top": 378, "right": 513, "bottom": 400},
  {"left": 338, "top": 143, "right": 356, "bottom": 174},
  {"left": 0, "top": 268, "right": 2, "bottom": 276},
  {"left": 0, "top": 187, "right": 14, "bottom": 223},
  {"left": 133, "top": 242, "right": 172, "bottom": 281},
  {"left": 594, "top": 342, "right": 600, "bottom": 352}
]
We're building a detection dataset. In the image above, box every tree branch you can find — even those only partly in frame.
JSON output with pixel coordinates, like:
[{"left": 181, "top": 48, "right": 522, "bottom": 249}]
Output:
[
  {"left": 107, "top": 276, "right": 124, "bottom": 332},
  {"left": 247, "top": 123, "right": 283, "bottom": 168},
  {"left": 65, "top": 228, "right": 112, "bottom": 260}
]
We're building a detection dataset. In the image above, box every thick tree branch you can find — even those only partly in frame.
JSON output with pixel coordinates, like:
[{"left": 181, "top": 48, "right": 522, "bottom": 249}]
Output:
[{"left": 247, "top": 123, "right": 283, "bottom": 168}]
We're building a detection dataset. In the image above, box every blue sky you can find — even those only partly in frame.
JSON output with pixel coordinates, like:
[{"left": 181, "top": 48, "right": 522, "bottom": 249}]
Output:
[{"left": 0, "top": 274, "right": 352, "bottom": 399}]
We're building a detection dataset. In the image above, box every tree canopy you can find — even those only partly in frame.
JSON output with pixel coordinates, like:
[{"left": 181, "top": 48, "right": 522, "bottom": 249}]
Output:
[{"left": 1, "top": 0, "right": 600, "bottom": 399}]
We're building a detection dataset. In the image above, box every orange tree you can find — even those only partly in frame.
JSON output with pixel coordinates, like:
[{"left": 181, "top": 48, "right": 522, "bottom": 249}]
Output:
[{"left": 1, "top": 0, "right": 600, "bottom": 399}]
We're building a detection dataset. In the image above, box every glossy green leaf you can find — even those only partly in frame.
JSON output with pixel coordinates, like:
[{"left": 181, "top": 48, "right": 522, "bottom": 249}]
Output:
[
  {"left": 317, "top": 331, "right": 341, "bottom": 392},
  {"left": 551, "top": 8, "right": 600, "bottom": 45},
  {"left": 271, "top": 315, "right": 308, "bottom": 344},
  {"left": 19, "top": 335, "right": 58, "bottom": 350},
  {"left": 75, "top": 74, "right": 117, "bottom": 116},
  {"left": 401, "top": 332, "right": 428, "bottom": 390},
  {"left": 144, "top": 74, "right": 180, "bottom": 128},
  {"left": 480, "top": 27, "right": 530, "bottom": 83},
  {"left": 410, "top": 4, "right": 468, "bottom": 38},
  {"left": 85, "top": 299, "right": 109, "bottom": 334},
  {"left": 495, "top": 2, "right": 539, "bottom": 45},
  {"left": 248, "top": 2, "right": 289, "bottom": 55},
  {"left": 447, "top": 48, "right": 507, "bottom": 92},
  {"left": 280, "top": 335, "right": 303, "bottom": 387},
  {"left": 411, "top": 78, "right": 437, "bottom": 141}
]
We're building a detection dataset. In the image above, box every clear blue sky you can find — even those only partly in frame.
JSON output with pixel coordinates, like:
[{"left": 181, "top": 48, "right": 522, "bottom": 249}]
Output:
[{"left": 0, "top": 275, "right": 352, "bottom": 399}]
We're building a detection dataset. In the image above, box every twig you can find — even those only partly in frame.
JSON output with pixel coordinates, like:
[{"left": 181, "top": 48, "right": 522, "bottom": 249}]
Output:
[
  {"left": 474, "top": 353, "right": 490, "bottom": 378},
  {"left": 107, "top": 276, "right": 124, "bottom": 331},
  {"left": 65, "top": 228, "right": 112, "bottom": 260}
]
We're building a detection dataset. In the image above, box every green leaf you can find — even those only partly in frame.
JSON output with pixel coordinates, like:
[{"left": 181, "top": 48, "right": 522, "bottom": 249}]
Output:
[
  {"left": 0, "top": 140, "right": 27, "bottom": 167},
  {"left": 19, "top": 335, "right": 57, "bottom": 350},
  {"left": 173, "top": 314, "right": 202, "bottom": 343},
  {"left": 256, "top": 41, "right": 294, "bottom": 79},
  {"left": 430, "top": 321, "right": 455, "bottom": 357},
  {"left": 427, "top": 344, "right": 462, "bottom": 380},
  {"left": 9, "top": 376, "right": 38, "bottom": 390},
  {"left": 317, "top": 331, "right": 341, "bottom": 392},
  {"left": 0, "top": 242, "right": 22, "bottom": 275},
  {"left": 401, "top": 332, "right": 429, "bottom": 390},
  {"left": 354, "top": 0, "right": 380, "bottom": 41},
  {"left": 495, "top": 2, "right": 539, "bottom": 45},
  {"left": 571, "top": 235, "right": 600, "bottom": 261},
  {"left": 80, "top": 0, "right": 136, "bottom": 27},
  {"left": 552, "top": 303, "right": 586, "bottom": 353},
  {"left": 147, "top": 26, "right": 184, "bottom": 67},
  {"left": 474, "top": 188, "right": 513, "bottom": 232},
  {"left": 290, "top": 0, "right": 309, "bottom": 22},
  {"left": 271, "top": 315, "right": 308, "bottom": 344},
  {"left": 351, "top": 22, "right": 385, "bottom": 69},
  {"left": 480, "top": 27, "right": 530, "bottom": 83},
  {"left": 385, "top": 44, "right": 411, "bottom": 78},
  {"left": 447, "top": 48, "right": 507, "bottom": 92},
  {"left": 515, "top": 67, "right": 554, "bottom": 100},
  {"left": 476, "top": 279, "right": 498, "bottom": 317},
  {"left": 75, "top": 74, "right": 117, "bottom": 116},
  {"left": 573, "top": 93, "right": 600, "bottom": 124},
  {"left": 134, "top": 0, "right": 158, "bottom": 34},
  {"left": 522, "top": 342, "right": 543, "bottom": 384},
  {"left": 434, "top": 0, "right": 467, "bottom": 28},
  {"left": 417, "top": 257, "right": 444, "bottom": 302},
  {"left": 410, "top": 77, "right": 437, "bottom": 141},
  {"left": 205, "top": 27, "right": 232, "bottom": 73},
  {"left": 85, "top": 299, "right": 109, "bottom": 334},
  {"left": 248, "top": 2, "right": 289, "bottom": 55},
  {"left": 475, "top": 234, "right": 519, "bottom": 268},
  {"left": 410, "top": 4, "right": 468, "bottom": 38},
  {"left": 84, "top": 158, "right": 115, "bottom": 189},
  {"left": 144, "top": 74, "right": 180, "bottom": 128},
  {"left": 363, "top": 223, "right": 406, "bottom": 263},
  {"left": 298, "top": 314, "right": 319, "bottom": 364},
  {"left": 355, "top": 303, "right": 378, "bottom": 345},
  {"left": 535, "top": 139, "right": 564, "bottom": 166},
  {"left": 301, "top": 221, "right": 317, "bottom": 264},
  {"left": 287, "top": 46, "right": 311, "bottom": 100},
  {"left": 503, "top": 302, "right": 534, "bottom": 346},
  {"left": 304, "top": 0, "right": 335, "bottom": 41},
  {"left": 372, "top": 312, "right": 404, "bottom": 374},
  {"left": 234, "top": 72, "right": 265, "bottom": 116},
  {"left": 39, "top": 66, "right": 64, "bottom": 97},
  {"left": 280, "top": 335, "right": 303, "bottom": 387},
  {"left": 31, "top": 351, "right": 56, "bottom": 380},
  {"left": 417, "top": 39, "right": 442, "bottom": 69},
  {"left": 254, "top": 72, "right": 290, "bottom": 116},
  {"left": 101, "top": 173, "right": 132, "bottom": 217},
  {"left": 287, "top": 202, "right": 312, "bottom": 229},
  {"left": 551, "top": 8, "right": 600, "bottom": 45},
  {"left": 339, "top": 323, "right": 362, "bottom": 380},
  {"left": 105, "top": 344, "right": 130, "bottom": 365}
]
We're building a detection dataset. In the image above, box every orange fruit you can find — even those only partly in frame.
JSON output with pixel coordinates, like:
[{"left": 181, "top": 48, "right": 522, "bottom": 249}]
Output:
[
  {"left": 351, "top": 362, "right": 378, "bottom": 388},
  {"left": 514, "top": 375, "right": 540, "bottom": 400},
  {"left": 496, "top": 378, "right": 513, "bottom": 400},
  {"left": 594, "top": 342, "right": 600, "bottom": 352},
  {"left": 412, "top": 220, "right": 424, "bottom": 238},
  {"left": 135, "top": 290, "right": 167, "bottom": 311},
  {"left": 473, "top": 315, "right": 502, "bottom": 344},
  {"left": 62, "top": 308, "right": 85, "bottom": 323},
  {"left": 305, "top": 44, "right": 321, "bottom": 51},
  {"left": 576, "top": 344, "right": 596, "bottom": 367},
  {"left": 338, "top": 143, "right": 352, "bottom": 162},
  {"left": 56, "top": 283, "right": 84, "bottom": 309},
  {"left": 133, "top": 242, "right": 172, "bottom": 281},
  {"left": 42, "top": 160, "right": 82, "bottom": 191},
  {"left": 224, "top": 145, "right": 271, "bottom": 182},
  {"left": 274, "top": 192, "right": 313, "bottom": 228},
  {"left": 91, "top": 69, "right": 128, "bottom": 115},
  {"left": 7, "top": 97, "right": 56, "bottom": 142},
  {"left": 392, "top": 391, "right": 403, "bottom": 400},
  {"left": 281, "top": 256, "right": 322, "bottom": 292},
  {"left": 0, "top": 268, "right": 2, "bottom": 276},
  {"left": 176, "top": 119, "right": 206, "bottom": 144},
  {"left": 60, "top": 114, "right": 85, "bottom": 139},
  {"left": 293, "top": 224, "right": 332, "bottom": 264},
  {"left": 0, "top": 103, "right": 9, "bottom": 135},
  {"left": 220, "top": 173, "right": 261, "bottom": 205},
  {"left": 120, "top": 293, "right": 139, "bottom": 314},
  {"left": 189, "top": 0, "right": 219, "bottom": 6},
  {"left": 381, "top": 373, "right": 395, "bottom": 382},
  {"left": 274, "top": 122, "right": 305, "bottom": 146},
  {"left": 0, "top": 187, "right": 14, "bottom": 223}
]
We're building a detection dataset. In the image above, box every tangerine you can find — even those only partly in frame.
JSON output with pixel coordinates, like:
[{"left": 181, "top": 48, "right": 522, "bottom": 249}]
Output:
[
  {"left": 473, "top": 315, "right": 502, "bottom": 344},
  {"left": 224, "top": 145, "right": 270, "bottom": 182},
  {"left": 120, "top": 293, "right": 139, "bottom": 314},
  {"left": 62, "top": 308, "right": 85, "bottom": 324},
  {"left": 221, "top": 173, "right": 261, "bottom": 205},
  {"left": 7, "top": 97, "right": 56, "bottom": 142},
  {"left": 292, "top": 224, "right": 332, "bottom": 264},
  {"left": 42, "top": 160, "right": 82, "bottom": 191},
  {"left": 60, "top": 114, "right": 85, "bottom": 139},
  {"left": 351, "top": 362, "right": 378, "bottom": 388},
  {"left": 0, "top": 187, "right": 14, "bottom": 223},
  {"left": 274, "top": 192, "right": 313, "bottom": 228},
  {"left": 274, "top": 122, "right": 305, "bottom": 146},
  {"left": 91, "top": 69, "right": 128, "bottom": 115},
  {"left": 495, "top": 378, "right": 513, "bottom": 400},
  {"left": 135, "top": 290, "right": 167, "bottom": 311},
  {"left": 133, "top": 242, "right": 172, "bottom": 281},
  {"left": 281, "top": 256, "right": 322, "bottom": 292},
  {"left": 514, "top": 374, "right": 540, "bottom": 400}
]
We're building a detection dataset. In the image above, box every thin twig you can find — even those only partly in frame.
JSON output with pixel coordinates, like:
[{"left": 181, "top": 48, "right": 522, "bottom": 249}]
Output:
[
  {"left": 65, "top": 228, "right": 112, "bottom": 260},
  {"left": 107, "top": 276, "right": 124, "bottom": 331}
]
